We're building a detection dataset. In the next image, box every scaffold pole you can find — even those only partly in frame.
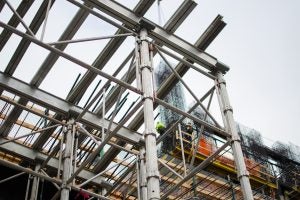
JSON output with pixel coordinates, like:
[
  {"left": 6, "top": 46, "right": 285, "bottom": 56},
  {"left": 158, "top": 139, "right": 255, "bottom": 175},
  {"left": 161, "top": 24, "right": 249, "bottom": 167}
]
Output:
[
  {"left": 215, "top": 71, "right": 254, "bottom": 200},
  {"left": 138, "top": 27, "right": 160, "bottom": 199}
]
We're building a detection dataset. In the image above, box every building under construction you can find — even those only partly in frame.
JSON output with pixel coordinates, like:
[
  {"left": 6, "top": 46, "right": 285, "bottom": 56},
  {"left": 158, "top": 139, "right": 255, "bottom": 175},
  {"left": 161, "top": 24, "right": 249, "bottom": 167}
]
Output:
[{"left": 0, "top": 0, "right": 299, "bottom": 199}]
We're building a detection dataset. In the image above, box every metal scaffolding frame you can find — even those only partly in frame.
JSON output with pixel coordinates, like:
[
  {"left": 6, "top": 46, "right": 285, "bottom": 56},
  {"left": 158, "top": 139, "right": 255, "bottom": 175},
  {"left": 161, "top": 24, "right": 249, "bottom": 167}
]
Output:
[{"left": 0, "top": 0, "right": 257, "bottom": 199}]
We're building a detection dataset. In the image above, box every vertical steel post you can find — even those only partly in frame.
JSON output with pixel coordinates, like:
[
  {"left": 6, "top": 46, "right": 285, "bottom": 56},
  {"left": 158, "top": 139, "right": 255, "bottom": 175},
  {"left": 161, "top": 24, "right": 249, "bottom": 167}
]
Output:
[
  {"left": 215, "top": 71, "right": 253, "bottom": 200},
  {"left": 227, "top": 175, "right": 236, "bottom": 200},
  {"left": 57, "top": 131, "right": 64, "bottom": 179},
  {"left": 136, "top": 158, "right": 141, "bottom": 200},
  {"left": 73, "top": 128, "right": 79, "bottom": 185},
  {"left": 30, "top": 163, "right": 41, "bottom": 200},
  {"left": 138, "top": 28, "right": 160, "bottom": 199},
  {"left": 139, "top": 148, "right": 148, "bottom": 200},
  {"left": 178, "top": 124, "right": 187, "bottom": 177},
  {"left": 60, "top": 119, "right": 75, "bottom": 200},
  {"left": 102, "top": 88, "right": 106, "bottom": 141},
  {"left": 25, "top": 174, "right": 31, "bottom": 200}
]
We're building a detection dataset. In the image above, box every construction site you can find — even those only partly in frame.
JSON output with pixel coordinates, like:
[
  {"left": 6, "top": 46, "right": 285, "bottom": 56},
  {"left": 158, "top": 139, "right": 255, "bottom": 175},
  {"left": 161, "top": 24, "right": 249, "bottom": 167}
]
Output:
[{"left": 0, "top": 0, "right": 299, "bottom": 199}]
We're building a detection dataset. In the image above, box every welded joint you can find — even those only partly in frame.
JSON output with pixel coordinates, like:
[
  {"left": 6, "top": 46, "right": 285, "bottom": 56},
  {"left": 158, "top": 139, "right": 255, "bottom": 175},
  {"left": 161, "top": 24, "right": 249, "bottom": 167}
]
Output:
[
  {"left": 139, "top": 38, "right": 151, "bottom": 43},
  {"left": 237, "top": 170, "right": 250, "bottom": 179},
  {"left": 67, "top": 123, "right": 73, "bottom": 131},
  {"left": 139, "top": 152, "right": 145, "bottom": 161},
  {"left": 135, "top": 38, "right": 151, "bottom": 44},
  {"left": 67, "top": 120, "right": 76, "bottom": 130},
  {"left": 139, "top": 18, "right": 156, "bottom": 32},
  {"left": 140, "top": 183, "right": 147, "bottom": 188},
  {"left": 142, "top": 95, "right": 153, "bottom": 101},
  {"left": 217, "top": 78, "right": 226, "bottom": 86},
  {"left": 61, "top": 183, "right": 71, "bottom": 190},
  {"left": 146, "top": 172, "right": 160, "bottom": 180},
  {"left": 136, "top": 39, "right": 154, "bottom": 51},
  {"left": 63, "top": 154, "right": 71, "bottom": 160},
  {"left": 140, "top": 64, "right": 153, "bottom": 71},
  {"left": 74, "top": 131, "right": 79, "bottom": 138},
  {"left": 223, "top": 105, "right": 233, "bottom": 114},
  {"left": 230, "top": 135, "right": 241, "bottom": 143},
  {"left": 144, "top": 131, "right": 156, "bottom": 137}
]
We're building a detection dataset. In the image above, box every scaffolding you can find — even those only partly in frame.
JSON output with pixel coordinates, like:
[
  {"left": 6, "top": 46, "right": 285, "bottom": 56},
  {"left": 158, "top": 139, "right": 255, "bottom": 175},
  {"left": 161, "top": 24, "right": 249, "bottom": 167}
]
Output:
[{"left": 0, "top": 0, "right": 298, "bottom": 199}]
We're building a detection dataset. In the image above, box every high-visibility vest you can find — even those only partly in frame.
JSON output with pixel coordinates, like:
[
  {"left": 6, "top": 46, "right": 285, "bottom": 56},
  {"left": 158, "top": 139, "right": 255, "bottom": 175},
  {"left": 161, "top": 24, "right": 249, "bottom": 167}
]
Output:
[{"left": 156, "top": 122, "right": 165, "bottom": 132}]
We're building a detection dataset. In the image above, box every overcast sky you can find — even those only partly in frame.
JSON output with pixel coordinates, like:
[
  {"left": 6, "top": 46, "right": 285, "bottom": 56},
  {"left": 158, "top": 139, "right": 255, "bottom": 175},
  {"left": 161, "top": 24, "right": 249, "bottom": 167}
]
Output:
[
  {"left": 173, "top": 0, "right": 300, "bottom": 146},
  {"left": 1, "top": 0, "right": 299, "bottom": 148},
  {"left": 116, "top": 0, "right": 300, "bottom": 147}
]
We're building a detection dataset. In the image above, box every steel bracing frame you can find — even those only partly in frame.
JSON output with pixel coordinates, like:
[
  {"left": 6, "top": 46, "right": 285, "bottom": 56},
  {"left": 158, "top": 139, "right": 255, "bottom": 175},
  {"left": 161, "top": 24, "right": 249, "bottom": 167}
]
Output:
[{"left": 0, "top": 0, "right": 255, "bottom": 199}]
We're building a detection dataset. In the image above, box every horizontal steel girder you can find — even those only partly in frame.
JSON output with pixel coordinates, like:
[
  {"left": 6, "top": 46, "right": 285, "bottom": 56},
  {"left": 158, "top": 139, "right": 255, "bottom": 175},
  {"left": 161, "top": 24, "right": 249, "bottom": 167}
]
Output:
[
  {"left": 0, "top": 72, "right": 143, "bottom": 145},
  {"left": 83, "top": 0, "right": 229, "bottom": 73},
  {"left": 0, "top": 138, "right": 112, "bottom": 188}
]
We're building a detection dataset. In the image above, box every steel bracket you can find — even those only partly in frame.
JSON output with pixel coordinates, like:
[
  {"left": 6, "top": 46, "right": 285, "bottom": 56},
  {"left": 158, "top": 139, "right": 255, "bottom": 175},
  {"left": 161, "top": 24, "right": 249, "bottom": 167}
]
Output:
[
  {"left": 223, "top": 105, "right": 233, "bottom": 113},
  {"left": 231, "top": 135, "right": 241, "bottom": 143},
  {"left": 237, "top": 170, "right": 250, "bottom": 179},
  {"left": 142, "top": 95, "right": 153, "bottom": 101},
  {"left": 144, "top": 131, "right": 157, "bottom": 137},
  {"left": 61, "top": 183, "right": 71, "bottom": 190},
  {"left": 146, "top": 171, "right": 160, "bottom": 180},
  {"left": 140, "top": 65, "right": 153, "bottom": 71}
]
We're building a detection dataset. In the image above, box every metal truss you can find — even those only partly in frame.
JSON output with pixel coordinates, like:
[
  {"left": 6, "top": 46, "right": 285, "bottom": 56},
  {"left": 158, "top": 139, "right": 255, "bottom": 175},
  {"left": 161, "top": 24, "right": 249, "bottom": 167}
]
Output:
[{"left": 0, "top": 0, "right": 255, "bottom": 199}]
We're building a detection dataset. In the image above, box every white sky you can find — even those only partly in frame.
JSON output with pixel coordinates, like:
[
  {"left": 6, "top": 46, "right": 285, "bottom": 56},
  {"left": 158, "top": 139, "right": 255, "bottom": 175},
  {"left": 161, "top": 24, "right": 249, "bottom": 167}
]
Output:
[
  {"left": 0, "top": 0, "right": 299, "bottom": 148},
  {"left": 145, "top": 0, "right": 300, "bottom": 147},
  {"left": 175, "top": 0, "right": 300, "bottom": 146}
]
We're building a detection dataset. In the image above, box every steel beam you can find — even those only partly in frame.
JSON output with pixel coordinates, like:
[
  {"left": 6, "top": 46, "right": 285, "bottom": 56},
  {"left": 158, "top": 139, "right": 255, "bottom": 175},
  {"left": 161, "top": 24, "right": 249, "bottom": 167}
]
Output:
[
  {"left": 161, "top": 141, "right": 230, "bottom": 199},
  {"left": 3, "top": 0, "right": 36, "bottom": 38},
  {"left": 66, "top": 99, "right": 143, "bottom": 184},
  {"left": 0, "top": 0, "right": 34, "bottom": 51},
  {"left": 0, "top": 138, "right": 111, "bottom": 188},
  {"left": 127, "top": 14, "right": 226, "bottom": 132},
  {"left": 85, "top": 0, "right": 229, "bottom": 73},
  {"left": 0, "top": 172, "right": 25, "bottom": 184},
  {"left": 0, "top": 1, "right": 5, "bottom": 12},
  {"left": 5, "top": 0, "right": 56, "bottom": 76},
  {"left": 0, "top": 72, "right": 143, "bottom": 145},
  {"left": 94, "top": 0, "right": 197, "bottom": 117},
  {"left": 196, "top": 14, "right": 226, "bottom": 50},
  {"left": 1, "top": 2, "right": 96, "bottom": 144},
  {"left": 0, "top": 0, "right": 56, "bottom": 137},
  {"left": 92, "top": 0, "right": 198, "bottom": 174},
  {"left": 66, "top": 0, "right": 155, "bottom": 104},
  {"left": 0, "top": 157, "right": 110, "bottom": 200},
  {"left": 155, "top": 97, "right": 230, "bottom": 138},
  {"left": 93, "top": 14, "right": 226, "bottom": 176},
  {"left": 30, "top": 3, "right": 92, "bottom": 87},
  {"left": 163, "top": 0, "right": 197, "bottom": 33}
]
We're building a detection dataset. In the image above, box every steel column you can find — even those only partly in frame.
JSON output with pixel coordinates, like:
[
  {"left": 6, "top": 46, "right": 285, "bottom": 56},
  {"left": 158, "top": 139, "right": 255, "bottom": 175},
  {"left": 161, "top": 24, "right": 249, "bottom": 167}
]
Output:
[
  {"left": 161, "top": 141, "right": 230, "bottom": 199},
  {"left": 138, "top": 28, "right": 160, "bottom": 199},
  {"left": 178, "top": 124, "right": 187, "bottom": 177},
  {"left": 0, "top": 157, "right": 110, "bottom": 200},
  {"left": 136, "top": 159, "right": 141, "bottom": 200},
  {"left": 30, "top": 163, "right": 41, "bottom": 200},
  {"left": 215, "top": 71, "right": 254, "bottom": 200},
  {"left": 139, "top": 148, "right": 147, "bottom": 200},
  {"left": 25, "top": 174, "right": 31, "bottom": 200},
  {"left": 60, "top": 119, "right": 75, "bottom": 200}
]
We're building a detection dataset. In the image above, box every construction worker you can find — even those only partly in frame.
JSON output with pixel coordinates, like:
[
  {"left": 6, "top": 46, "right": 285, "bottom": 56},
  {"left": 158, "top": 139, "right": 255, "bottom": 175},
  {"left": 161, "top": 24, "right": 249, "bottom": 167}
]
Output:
[
  {"left": 156, "top": 121, "right": 165, "bottom": 135},
  {"left": 185, "top": 122, "right": 193, "bottom": 149},
  {"left": 186, "top": 122, "right": 193, "bottom": 134},
  {"left": 75, "top": 189, "right": 90, "bottom": 200}
]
